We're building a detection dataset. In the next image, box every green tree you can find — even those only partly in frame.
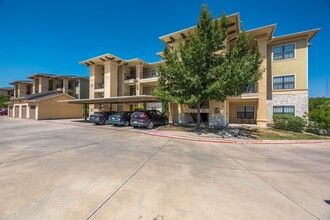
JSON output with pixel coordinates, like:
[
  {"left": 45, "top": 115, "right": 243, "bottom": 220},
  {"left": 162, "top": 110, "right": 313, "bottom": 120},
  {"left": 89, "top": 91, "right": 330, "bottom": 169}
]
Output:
[
  {"left": 0, "top": 94, "right": 10, "bottom": 108},
  {"left": 308, "top": 97, "right": 330, "bottom": 135},
  {"left": 155, "top": 4, "right": 263, "bottom": 127}
]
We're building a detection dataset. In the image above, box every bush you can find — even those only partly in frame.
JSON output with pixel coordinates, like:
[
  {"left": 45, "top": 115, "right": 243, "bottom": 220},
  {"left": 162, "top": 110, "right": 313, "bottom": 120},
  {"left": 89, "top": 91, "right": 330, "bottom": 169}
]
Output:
[
  {"left": 273, "top": 114, "right": 305, "bottom": 132},
  {"left": 134, "top": 106, "right": 144, "bottom": 111}
]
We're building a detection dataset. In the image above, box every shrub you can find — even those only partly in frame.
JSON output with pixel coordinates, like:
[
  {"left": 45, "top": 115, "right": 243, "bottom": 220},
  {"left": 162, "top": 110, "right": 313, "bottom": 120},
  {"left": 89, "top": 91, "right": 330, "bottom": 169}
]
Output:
[
  {"left": 134, "top": 106, "right": 144, "bottom": 111},
  {"left": 273, "top": 114, "right": 305, "bottom": 133}
]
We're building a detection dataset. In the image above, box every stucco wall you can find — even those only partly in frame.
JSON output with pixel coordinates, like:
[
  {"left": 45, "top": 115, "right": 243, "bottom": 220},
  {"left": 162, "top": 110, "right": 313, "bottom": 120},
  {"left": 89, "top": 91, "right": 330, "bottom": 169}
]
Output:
[
  {"left": 229, "top": 101, "right": 257, "bottom": 124},
  {"left": 38, "top": 95, "right": 82, "bottom": 120}
]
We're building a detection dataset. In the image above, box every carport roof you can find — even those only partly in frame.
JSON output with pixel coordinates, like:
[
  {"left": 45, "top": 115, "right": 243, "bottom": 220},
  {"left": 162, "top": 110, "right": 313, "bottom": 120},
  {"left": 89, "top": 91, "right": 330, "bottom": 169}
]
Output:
[{"left": 59, "top": 95, "right": 159, "bottom": 104}]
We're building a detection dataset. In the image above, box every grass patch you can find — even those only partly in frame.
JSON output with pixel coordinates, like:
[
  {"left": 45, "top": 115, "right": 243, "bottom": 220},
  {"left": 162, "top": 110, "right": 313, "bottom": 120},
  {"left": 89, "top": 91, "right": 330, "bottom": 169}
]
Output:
[{"left": 241, "top": 127, "right": 330, "bottom": 140}]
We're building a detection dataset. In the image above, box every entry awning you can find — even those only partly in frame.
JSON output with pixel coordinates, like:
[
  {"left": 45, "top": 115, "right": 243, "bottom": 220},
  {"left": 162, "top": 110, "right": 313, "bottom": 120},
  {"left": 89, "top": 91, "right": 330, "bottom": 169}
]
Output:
[{"left": 59, "top": 95, "right": 160, "bottom": 104}]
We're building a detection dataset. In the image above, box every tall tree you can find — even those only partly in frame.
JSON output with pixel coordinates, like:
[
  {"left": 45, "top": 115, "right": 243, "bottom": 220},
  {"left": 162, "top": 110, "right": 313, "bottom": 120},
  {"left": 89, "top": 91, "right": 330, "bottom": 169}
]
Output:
[
  {"left": 0, "top": 94, "right": 10, "bottom": 108},
  {"left": 155, "top": 4, "right": 263, "bottom": 127}
]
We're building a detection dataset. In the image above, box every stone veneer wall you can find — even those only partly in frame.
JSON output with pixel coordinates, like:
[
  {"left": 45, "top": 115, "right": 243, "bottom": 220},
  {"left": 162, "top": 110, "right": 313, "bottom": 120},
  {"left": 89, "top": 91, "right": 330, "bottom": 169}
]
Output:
[{"left": 267, "top": 93, "right": 308, "bottom": 122}]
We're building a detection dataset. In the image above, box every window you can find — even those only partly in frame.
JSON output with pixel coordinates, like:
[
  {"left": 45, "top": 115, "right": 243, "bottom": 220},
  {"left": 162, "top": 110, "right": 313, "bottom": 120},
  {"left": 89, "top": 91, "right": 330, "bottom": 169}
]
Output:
[
  {"left": 273, "top": 106, "right": 295, "bottom": 116},
  {"left": 273, "top": 75, "right": 295, "bottom": 90},
  {"left": 244, "top": 84, "right": 257, "bottom": 93},
  {"left": 151, "top": 68, "right": 157, "bottom": 77},
  {"left": 75, "top": 81, "right": 79, "bottom": 87},
  {"left": 237, "top": 106, "right": 254, "bottom": 119},
  {"left": 273, "top": 44, "right": 295, "bottom": 61}
]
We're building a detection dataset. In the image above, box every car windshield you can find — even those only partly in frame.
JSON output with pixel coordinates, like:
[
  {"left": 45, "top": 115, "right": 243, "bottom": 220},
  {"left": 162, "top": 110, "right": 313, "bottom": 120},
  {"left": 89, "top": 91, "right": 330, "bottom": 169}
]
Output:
[
  {"left": 114, "top": 112, "right": 125, "bottom": 116},
  {"left": 131, "top": 112, "right": 146, "bottom": 118}
]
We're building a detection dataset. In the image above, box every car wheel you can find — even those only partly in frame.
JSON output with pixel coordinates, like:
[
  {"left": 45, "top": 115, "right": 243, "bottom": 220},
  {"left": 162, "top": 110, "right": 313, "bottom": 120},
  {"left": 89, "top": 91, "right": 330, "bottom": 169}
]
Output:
[
  {"left": 104, "top": 120, "right": 109, "bottom": 125},
  {"left": 147, "top": 121, "right": 154, "bottom": 129},
  {"left": 124, "top": 120, "right": 130, "bottom": 126},
  {"left": 133, "top": 125, "right": 138, "bottom": 128}
]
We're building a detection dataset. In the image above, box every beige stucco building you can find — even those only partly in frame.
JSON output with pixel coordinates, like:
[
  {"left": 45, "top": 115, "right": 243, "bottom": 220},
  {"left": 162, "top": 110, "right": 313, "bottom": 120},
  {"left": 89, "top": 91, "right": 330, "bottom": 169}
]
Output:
[
  {"left": 160, "top": 14, "right": 319, "bottom": 127},
  {"left": 67, "top": 13, "right": 319, "bottom": 127},
  {"left": 8, "top": 74, "right": 89, "bottom": 120},
  {"left": 0, "top": 87, "right": 14, "bottom": 97},
  {"left": 72, "top": 55, "right": 162, "bottom": 114}
]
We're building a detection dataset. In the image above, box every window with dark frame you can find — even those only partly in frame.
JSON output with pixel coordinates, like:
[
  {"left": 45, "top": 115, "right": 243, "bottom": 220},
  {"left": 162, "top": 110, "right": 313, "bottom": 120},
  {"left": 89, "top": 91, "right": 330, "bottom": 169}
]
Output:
[
  {"left": 273, "top": 106, "right": 295, "bottom": 116},
  {"left": 237, "top": 106, "right": 254, "bottom": 119},
  {"left": 273, "top": 75, "right": 295, "bottom": 90},
  {"left": 75, "top": 81, "right": 79, "bottom": 87},
  {"left": 151, "top": 68, "right": 157, "bottom": 77},
  {"left": 273, "top": 44, "right": 295, "bottom": 61}
]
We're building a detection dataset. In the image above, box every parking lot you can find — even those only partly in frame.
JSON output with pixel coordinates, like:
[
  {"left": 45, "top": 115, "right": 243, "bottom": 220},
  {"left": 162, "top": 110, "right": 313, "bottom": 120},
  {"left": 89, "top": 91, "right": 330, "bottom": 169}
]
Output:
[{"left": 0, "top": 117, "right": 330, "bottom": 219}]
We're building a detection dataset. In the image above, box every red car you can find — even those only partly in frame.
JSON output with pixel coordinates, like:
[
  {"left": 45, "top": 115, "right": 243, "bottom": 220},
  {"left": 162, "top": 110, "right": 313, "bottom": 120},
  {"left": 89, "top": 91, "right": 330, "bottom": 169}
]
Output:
[{"left": 0, "top": 108, "right": 8, "bottom": 116}]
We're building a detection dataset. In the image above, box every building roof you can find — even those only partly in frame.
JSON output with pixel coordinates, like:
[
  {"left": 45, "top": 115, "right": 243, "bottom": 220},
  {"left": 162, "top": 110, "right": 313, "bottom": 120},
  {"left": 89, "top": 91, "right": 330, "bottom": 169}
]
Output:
[
  {"left": 59, "top": 95, "right": 159, "bottom": 104},
  {"left": 158, "top": 13, "right": 240, "bottom": 48},
  {"left": 9, "top": 80, "right": 33, "bottom": 85},
  {"left": 10, "top": 91, "right": 76, "bottom": 102},
  {"left": 79, "top": 53, "right": 163, "bottom": 67},
  {"left": 269, "top": 28, "right": 320, "bottom": 44},
  {"left": 0, "top": 87, "right": 14, "bottom": 91},
  {"left": 246, "top": 24, "right": 277, "bottom": 41},
  {"left": 26, "top": 73, "right": 88, "bottom": 79}
]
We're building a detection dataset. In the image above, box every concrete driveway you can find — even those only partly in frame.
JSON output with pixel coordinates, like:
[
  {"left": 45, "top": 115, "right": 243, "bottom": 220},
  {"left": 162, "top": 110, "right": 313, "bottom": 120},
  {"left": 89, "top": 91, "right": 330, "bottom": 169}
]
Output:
[{"left": 0, "top": 117, "right": 329, "bottom": 220}]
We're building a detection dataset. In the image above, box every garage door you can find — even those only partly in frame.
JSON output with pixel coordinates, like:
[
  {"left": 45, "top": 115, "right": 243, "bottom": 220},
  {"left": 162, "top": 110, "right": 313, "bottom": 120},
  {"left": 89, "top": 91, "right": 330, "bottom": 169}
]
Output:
[
  {"left": 9, "top": 106, "right": 13, "bottom": 117},
  {"left": 29, "top": 105, "right": 36, "bottom": 119},
  {"left": 21, "top": 106, "right": 27, "bottom": 119},
  {"left": 15, "top": 106, "right": 19, "bottom": 118}
]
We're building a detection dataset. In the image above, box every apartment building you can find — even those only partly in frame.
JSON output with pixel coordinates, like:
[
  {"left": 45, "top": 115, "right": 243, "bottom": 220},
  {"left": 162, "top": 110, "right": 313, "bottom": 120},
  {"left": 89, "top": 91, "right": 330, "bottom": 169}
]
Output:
[
  {"left": 8, "top": 74, "right": 89, "bottom": 119},
  {"left": 71, "top": 55, "right": 162, "bottom": 115},
  {"left": 67, "top": 13, "right": 318, "bottom": 127},
  {"left": 0, "top": 87, "right": 14, "bottom": 97},
  {"left": 160, "top": 13, "right": 318, "bottom": 127}
]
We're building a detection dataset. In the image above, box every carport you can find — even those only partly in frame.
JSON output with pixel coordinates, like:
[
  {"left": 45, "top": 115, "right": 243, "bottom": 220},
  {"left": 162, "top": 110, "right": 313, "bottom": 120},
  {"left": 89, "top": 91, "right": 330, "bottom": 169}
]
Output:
[{"left": 60, "top": 95, "right": 161, "bottom": 121}]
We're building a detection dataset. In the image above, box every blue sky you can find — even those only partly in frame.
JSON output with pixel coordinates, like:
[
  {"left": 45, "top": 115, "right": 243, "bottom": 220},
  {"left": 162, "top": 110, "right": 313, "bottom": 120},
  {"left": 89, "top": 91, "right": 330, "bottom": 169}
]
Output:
[{"left": 0, "top": 0, "right": 329, "bottom": 97}]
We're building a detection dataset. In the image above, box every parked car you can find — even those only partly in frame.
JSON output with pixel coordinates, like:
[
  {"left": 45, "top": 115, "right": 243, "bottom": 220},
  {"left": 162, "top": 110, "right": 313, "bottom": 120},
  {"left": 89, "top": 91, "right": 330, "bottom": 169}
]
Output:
[
  {"left": 89, "top": 111, "right": 116, "bottom": 125},
  {"left": 0, "top": 108, "right": 8, "bottom": 116},
  {"left": 130, "top": 110, "right": 168, "bottom": 129},
  {"left": 109, "top": 111, "right": 133, "bottom": 126}
]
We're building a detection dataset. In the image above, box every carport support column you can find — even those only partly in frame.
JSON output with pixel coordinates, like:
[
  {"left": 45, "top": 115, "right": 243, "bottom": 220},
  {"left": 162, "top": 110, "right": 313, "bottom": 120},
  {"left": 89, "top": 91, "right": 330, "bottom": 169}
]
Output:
[{"left": 84, "top": 104, "right": 88, "bottom": 121}]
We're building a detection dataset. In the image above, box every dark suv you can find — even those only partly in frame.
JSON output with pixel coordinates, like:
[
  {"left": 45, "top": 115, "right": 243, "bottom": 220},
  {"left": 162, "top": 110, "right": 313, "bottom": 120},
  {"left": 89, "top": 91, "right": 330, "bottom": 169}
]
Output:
[
  {"left": 109, "top": 111, "right": 133, "bottom": 126},
  {"left": 89, "top": 111, "right": 116, "bottom": 125},
  {"left": 130, "top": 110, "right": 168, "bottom": 129}
]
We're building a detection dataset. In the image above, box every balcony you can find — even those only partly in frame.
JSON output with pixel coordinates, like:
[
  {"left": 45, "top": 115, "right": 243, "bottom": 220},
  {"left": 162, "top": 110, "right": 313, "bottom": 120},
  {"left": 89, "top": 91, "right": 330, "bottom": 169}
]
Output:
[
  {"left": 55, "top": 84, "right": 63, "bottom": 92},
  {"left": 124, "top": 93, "right": 136, "bottom": 96},
  {"left": 139, "top": 76, "right": 158, "bottom": 84},
  {"left": 124, "top": 74, "right": 137, "bottom": 85},
  {"left": 94, "top": 82, "right": 104, "bottom": 90},
  {"left": 228, "top": 84, "right": 259, "bottom": 100}
]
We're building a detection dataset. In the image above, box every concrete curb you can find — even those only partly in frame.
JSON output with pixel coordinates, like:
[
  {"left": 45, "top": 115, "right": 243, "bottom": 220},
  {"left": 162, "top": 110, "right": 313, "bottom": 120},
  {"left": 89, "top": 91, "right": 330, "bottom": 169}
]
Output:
[{"left": 40, "top": 120, "right": 330, "bottom": 145}]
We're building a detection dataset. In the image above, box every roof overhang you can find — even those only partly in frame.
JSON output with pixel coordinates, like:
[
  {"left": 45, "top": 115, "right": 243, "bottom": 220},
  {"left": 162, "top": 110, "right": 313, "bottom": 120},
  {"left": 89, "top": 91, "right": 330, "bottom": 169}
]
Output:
[
  {"left": 269, "top": 28, "right": 320, "bottom": 44},
  {"left": 159, "top": 13, "right": 240, "bottom": 48},
  {"left": 59, "top": 95, "right": 160, "bottom": 104},
  {"left": 9, "top": 80, "right": 33, "bottom": 85},
  {"left": 246, "top": 24, "right": 277, "bottom": 41},
  {"left": 80, "top": 53, "right": 124, "bottom": 66}
]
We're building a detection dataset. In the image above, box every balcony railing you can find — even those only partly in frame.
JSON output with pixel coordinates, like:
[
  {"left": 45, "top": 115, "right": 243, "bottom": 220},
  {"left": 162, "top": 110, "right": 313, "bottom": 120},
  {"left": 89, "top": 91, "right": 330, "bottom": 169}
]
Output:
[
  {"left": 243, "top": 84, "right": 258, "bottom": 93},
  {"left": 55, "top": 84, "right": 63, "bottom": 89},
  {"left": 94, "top": 82, "right": 104, "bottom": 89},
  {"left": 124, "top": 93, "right": 136, "bottom": 96},
  {"left": 125, "top": 73, "right": 136, "bottom": 80}
]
